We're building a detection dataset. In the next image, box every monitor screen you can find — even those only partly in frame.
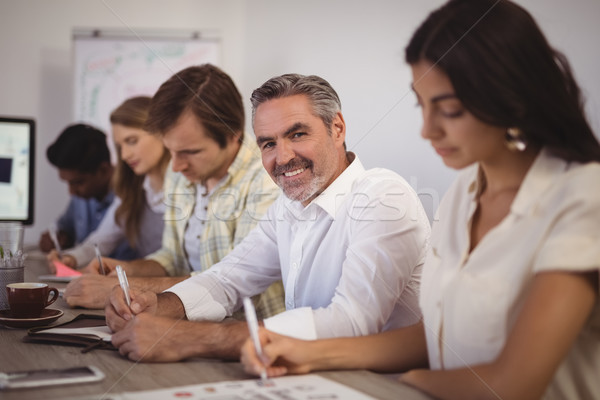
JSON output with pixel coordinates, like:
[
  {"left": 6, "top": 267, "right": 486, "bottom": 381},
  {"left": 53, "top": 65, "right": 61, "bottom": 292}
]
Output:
[{"left": 0, "top": 117, "right": 35, "bottom": 225}]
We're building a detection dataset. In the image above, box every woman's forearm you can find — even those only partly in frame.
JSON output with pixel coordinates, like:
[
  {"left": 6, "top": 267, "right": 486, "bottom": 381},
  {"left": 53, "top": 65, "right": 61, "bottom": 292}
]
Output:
[{"left": 307, "top": 321, "right": 428, "bottom": 373}]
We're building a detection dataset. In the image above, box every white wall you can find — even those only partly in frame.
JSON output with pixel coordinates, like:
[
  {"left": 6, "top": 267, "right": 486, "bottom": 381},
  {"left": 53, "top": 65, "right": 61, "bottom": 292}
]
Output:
[
  {"left": 0, "top": 0, "right": 247, "bottom": 244},
  {"left": 1, "top": 0, "right": 599, "bottom": 244},
  {"left": 239, "top": 0, "right": 600, "bottom": 223}
]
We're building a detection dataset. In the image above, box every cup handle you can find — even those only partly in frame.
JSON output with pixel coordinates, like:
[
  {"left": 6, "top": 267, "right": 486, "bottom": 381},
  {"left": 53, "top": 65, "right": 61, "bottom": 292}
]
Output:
[{"left": 46, "top": 287, "right": 59, "bottom": 307}]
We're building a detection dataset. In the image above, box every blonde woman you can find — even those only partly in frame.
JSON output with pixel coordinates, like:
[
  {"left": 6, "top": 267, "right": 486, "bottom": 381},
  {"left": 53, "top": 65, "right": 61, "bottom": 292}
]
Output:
[{"left": 49, "top": 96, "right": 169, "bottom": 270}]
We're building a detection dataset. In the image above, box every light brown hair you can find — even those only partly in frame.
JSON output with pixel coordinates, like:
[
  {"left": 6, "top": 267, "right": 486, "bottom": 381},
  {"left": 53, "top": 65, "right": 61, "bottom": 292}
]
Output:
[
  {"left": 144, "top": 64, "right": 244, "bottom": 148},
  {"left": 110, "top": 96, "right": 170, "bottom": 247}
]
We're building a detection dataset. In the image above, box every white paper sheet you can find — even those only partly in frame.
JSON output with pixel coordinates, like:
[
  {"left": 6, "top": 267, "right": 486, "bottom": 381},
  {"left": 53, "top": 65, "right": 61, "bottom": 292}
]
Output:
[{"left": 116, "top": 375, "right": 376, "bottom": 400}]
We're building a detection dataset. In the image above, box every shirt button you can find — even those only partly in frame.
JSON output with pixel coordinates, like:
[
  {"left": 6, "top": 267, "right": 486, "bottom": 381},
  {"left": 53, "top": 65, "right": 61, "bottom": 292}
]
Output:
[
  {"left": 286, "top": 301, "right": 293, "bottom": 308},
  {"left": 291, "top": 262, "right": 298, "bottom": 269}
]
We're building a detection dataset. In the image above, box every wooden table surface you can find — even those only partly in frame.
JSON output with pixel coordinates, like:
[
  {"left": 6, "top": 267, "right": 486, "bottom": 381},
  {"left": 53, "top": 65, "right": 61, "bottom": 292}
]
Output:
[{"left": 0, "top": 250, "right": 432, "bottom": 400}]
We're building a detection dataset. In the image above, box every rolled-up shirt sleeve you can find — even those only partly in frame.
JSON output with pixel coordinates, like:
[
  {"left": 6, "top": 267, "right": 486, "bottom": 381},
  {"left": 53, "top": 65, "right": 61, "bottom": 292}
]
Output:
[
  {"left": 165, "top": 161, "right": 429, "bottom": 340},
  {"left": 264, "top": 307, "right": 317, "bottom": 340},
  {"left": 270, "top": 175, "right": 427, "bottom": 340},
  {"left": 165, "top": 209, "right": 282, "bottom": 320}
]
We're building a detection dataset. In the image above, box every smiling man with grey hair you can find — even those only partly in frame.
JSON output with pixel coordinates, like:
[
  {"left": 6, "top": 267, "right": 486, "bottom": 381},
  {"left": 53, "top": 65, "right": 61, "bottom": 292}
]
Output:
[{"left": 105, "top": 73, "right": 431, "bottom": 363}]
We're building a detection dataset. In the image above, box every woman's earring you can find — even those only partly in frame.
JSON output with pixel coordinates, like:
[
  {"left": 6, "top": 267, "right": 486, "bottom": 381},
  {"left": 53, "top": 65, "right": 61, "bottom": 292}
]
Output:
[{"left": 505, "top": 127, "right": 527, "bottom": 152}]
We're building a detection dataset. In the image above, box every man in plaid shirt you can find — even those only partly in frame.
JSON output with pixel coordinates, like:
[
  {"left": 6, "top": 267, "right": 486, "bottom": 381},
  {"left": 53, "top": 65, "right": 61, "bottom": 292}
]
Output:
[
  {"left": 64, "top": 65, "right": 284, "bottom": 319},
  {"left": 105, "top": 73, "right": 429, "bottom": 363}
]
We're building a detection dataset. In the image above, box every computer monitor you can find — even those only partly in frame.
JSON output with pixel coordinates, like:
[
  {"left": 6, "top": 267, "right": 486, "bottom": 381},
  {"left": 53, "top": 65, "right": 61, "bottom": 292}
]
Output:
[{"left": 0, "top": 117, "right": 35, "bottom": 225}]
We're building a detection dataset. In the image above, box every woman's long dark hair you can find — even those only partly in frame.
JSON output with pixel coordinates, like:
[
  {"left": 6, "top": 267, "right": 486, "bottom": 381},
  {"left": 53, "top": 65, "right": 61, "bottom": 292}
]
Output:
[
  {"left": 110, "top": 96, "right": 170, "bottom": 247},
  {"left": 406, "top": 0, "right": 600, "bottom": 163}
]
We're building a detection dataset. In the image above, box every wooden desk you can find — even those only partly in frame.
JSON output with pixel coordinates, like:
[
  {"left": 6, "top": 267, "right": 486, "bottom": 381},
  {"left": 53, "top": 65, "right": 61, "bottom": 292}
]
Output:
[{"left": 0, "top": 251, "right": 432, "bottom": 400}]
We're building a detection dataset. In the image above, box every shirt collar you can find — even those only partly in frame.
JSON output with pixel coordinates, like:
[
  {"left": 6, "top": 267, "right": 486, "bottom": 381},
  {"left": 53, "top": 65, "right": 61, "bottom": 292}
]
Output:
[
  {"left": 225, "top": 135, "right": 256, "bottom": 184},
  {"left": 196, "top": 174, "right": 228, "bottom": 199},
  {"left": 143, "top": 175, "right": 160, "bottom": 197},
  {"left": 143, "top": 175, "right": 165, "bottom": 212},
  {"left": 467, "top": 148, "right": 569, "bottom": 216},
  {"left": 312, "top": 152, "right": 364, "bottom": 217},
  {"left": 510, "top": 148, "right": 569, "bottom": 216},
  {"left": 282, "top": 152, "right": 365, "bottom": 218},
  {"left": 184, "top": 134, "right": 255, "bottom": 190}
]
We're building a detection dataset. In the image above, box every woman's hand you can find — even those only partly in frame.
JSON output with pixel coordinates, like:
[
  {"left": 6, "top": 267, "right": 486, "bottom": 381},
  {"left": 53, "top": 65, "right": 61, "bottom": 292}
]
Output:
[
  {"left": 46, "top": 250, "right": 76, "bottom": 272},
  {"left": 240, "top": 328, "right": 315, "bottom": 378}
]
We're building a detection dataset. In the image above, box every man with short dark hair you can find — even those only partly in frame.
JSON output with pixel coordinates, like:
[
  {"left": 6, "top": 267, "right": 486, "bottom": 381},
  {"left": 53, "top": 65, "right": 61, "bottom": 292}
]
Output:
[
  {"left": 105, "top": 73, "right": 430, "bottom": 363},
  {"left": 40, "top": 124, "right": 133, "bottom": 259}
]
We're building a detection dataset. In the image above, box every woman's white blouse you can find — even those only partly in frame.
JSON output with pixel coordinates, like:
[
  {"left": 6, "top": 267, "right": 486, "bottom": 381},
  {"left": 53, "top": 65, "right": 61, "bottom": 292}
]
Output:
[{"left": 420, "top": 149, "right": 600, "bottom": 399}]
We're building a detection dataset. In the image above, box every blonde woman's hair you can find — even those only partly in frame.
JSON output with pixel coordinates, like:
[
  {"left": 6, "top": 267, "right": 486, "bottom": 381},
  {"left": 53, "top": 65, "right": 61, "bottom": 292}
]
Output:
[{"left": 110, "top": 96, "right": 170, "bottom": 247}]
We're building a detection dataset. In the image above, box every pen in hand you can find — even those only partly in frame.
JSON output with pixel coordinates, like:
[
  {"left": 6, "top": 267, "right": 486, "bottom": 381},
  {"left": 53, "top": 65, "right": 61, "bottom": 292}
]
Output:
[
  {"left": 116, "top": 265, "right": 131, "bottom": 307},
  {"left": 48, "top": 227, "right": 62, "bottom": 257},
  {"left": 94, "top": 243, "right": 106, "bottom": 276},
  {"left": 243, "top": 297, "right": 268, "bottom": 382}
]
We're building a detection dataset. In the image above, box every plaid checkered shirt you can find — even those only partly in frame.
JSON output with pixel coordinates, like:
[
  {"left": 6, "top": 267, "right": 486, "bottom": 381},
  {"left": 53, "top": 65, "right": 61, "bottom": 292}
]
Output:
[{"left": 146, "top": 138, "right": 285, "bottom": 319}]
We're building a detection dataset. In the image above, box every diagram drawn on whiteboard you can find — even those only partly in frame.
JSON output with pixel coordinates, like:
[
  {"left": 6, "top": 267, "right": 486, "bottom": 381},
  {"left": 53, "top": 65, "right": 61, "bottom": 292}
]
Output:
[{"left": 73, "top": 33, "right": 220, "bottom": 160}]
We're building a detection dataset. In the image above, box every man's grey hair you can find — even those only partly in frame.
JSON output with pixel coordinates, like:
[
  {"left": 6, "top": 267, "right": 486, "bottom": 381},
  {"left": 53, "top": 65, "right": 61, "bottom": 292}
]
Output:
[{"left": 250, "top": 74, "right": 342, "bottom": 128}]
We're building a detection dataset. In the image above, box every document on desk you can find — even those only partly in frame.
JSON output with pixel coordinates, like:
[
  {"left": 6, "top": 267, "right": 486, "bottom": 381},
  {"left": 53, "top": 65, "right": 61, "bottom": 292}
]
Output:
[
  {"left": 81, "top": 375, "right": 376, "bottom": 400},
  {"left": 39, "top": 260, "right": 83, "bottom": 282},
  {"left": 33, "top": 326, "right": 112, "bottom": 342},
  {"left": 40, "top": 325, "right": 112, "bottom": 342}
]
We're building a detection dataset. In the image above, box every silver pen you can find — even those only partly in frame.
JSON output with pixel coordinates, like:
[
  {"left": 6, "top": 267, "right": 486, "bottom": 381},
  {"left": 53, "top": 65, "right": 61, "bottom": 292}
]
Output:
[
  {"left": 115, "top": 265, "right": 131, "bottom": 307},
  {"left": 243, "top": 297, "right": 268, "bottom": 383},
  {"left": 48, "top": 227, "right": 61, "bottom": 256},
  {"left": 94, "top": 243, "right": 106, "bottom": 276}
]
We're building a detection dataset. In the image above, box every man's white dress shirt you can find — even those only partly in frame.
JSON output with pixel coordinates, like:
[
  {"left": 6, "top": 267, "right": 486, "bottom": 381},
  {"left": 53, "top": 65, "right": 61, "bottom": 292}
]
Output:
[{"left": 167, "top": 155, "right": 431, "bottom": 339}]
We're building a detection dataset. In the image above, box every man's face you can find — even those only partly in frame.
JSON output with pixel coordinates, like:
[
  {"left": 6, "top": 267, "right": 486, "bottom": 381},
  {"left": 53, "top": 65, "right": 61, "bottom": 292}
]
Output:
[
  {"left": 58, "top": 168, "right": 109, "bottom": 199},
  {"left": 162, "top": 110, "right": 234, "bottom": 185},
  {"left": 253, "top": 94, "right": 346, "bottom": 206}
]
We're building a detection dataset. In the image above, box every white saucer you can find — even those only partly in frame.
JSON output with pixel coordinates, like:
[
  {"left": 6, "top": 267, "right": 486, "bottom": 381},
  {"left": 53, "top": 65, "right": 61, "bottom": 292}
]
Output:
[{"left": 0, "top": 309, "right": 64, "bottom": 329}]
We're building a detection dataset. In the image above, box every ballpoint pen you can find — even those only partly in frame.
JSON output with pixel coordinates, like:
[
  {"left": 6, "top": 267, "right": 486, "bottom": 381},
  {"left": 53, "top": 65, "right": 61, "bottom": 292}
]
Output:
[
  {"left": 48, "top": 227, "right": 61, "bottom": 256},
  {"left": 115, "top": 265, "right": 131, "bottom": 307},
  {"left": 94, "top": 243, "right": 106, "bottom": 276},
  {"left": 243, "top": 297, "right": 268, "bottom": 383}
]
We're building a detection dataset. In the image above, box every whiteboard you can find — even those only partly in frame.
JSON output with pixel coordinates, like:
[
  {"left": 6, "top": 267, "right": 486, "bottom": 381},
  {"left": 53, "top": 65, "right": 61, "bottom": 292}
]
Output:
[{"left": 73, "top": 34, "right": 220, "bottom": 160}]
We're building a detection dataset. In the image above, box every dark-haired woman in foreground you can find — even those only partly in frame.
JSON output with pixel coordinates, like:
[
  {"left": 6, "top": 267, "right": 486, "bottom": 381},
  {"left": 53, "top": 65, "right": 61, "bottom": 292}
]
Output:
[{"left": 241, "top": 1, "right": 600, "bottom": 398}]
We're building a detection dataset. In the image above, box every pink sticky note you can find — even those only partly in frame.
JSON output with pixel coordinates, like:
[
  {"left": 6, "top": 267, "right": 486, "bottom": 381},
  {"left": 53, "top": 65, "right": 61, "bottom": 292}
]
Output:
[{"left": 53, "top": 260, "right": 82, "bottom": 277}]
